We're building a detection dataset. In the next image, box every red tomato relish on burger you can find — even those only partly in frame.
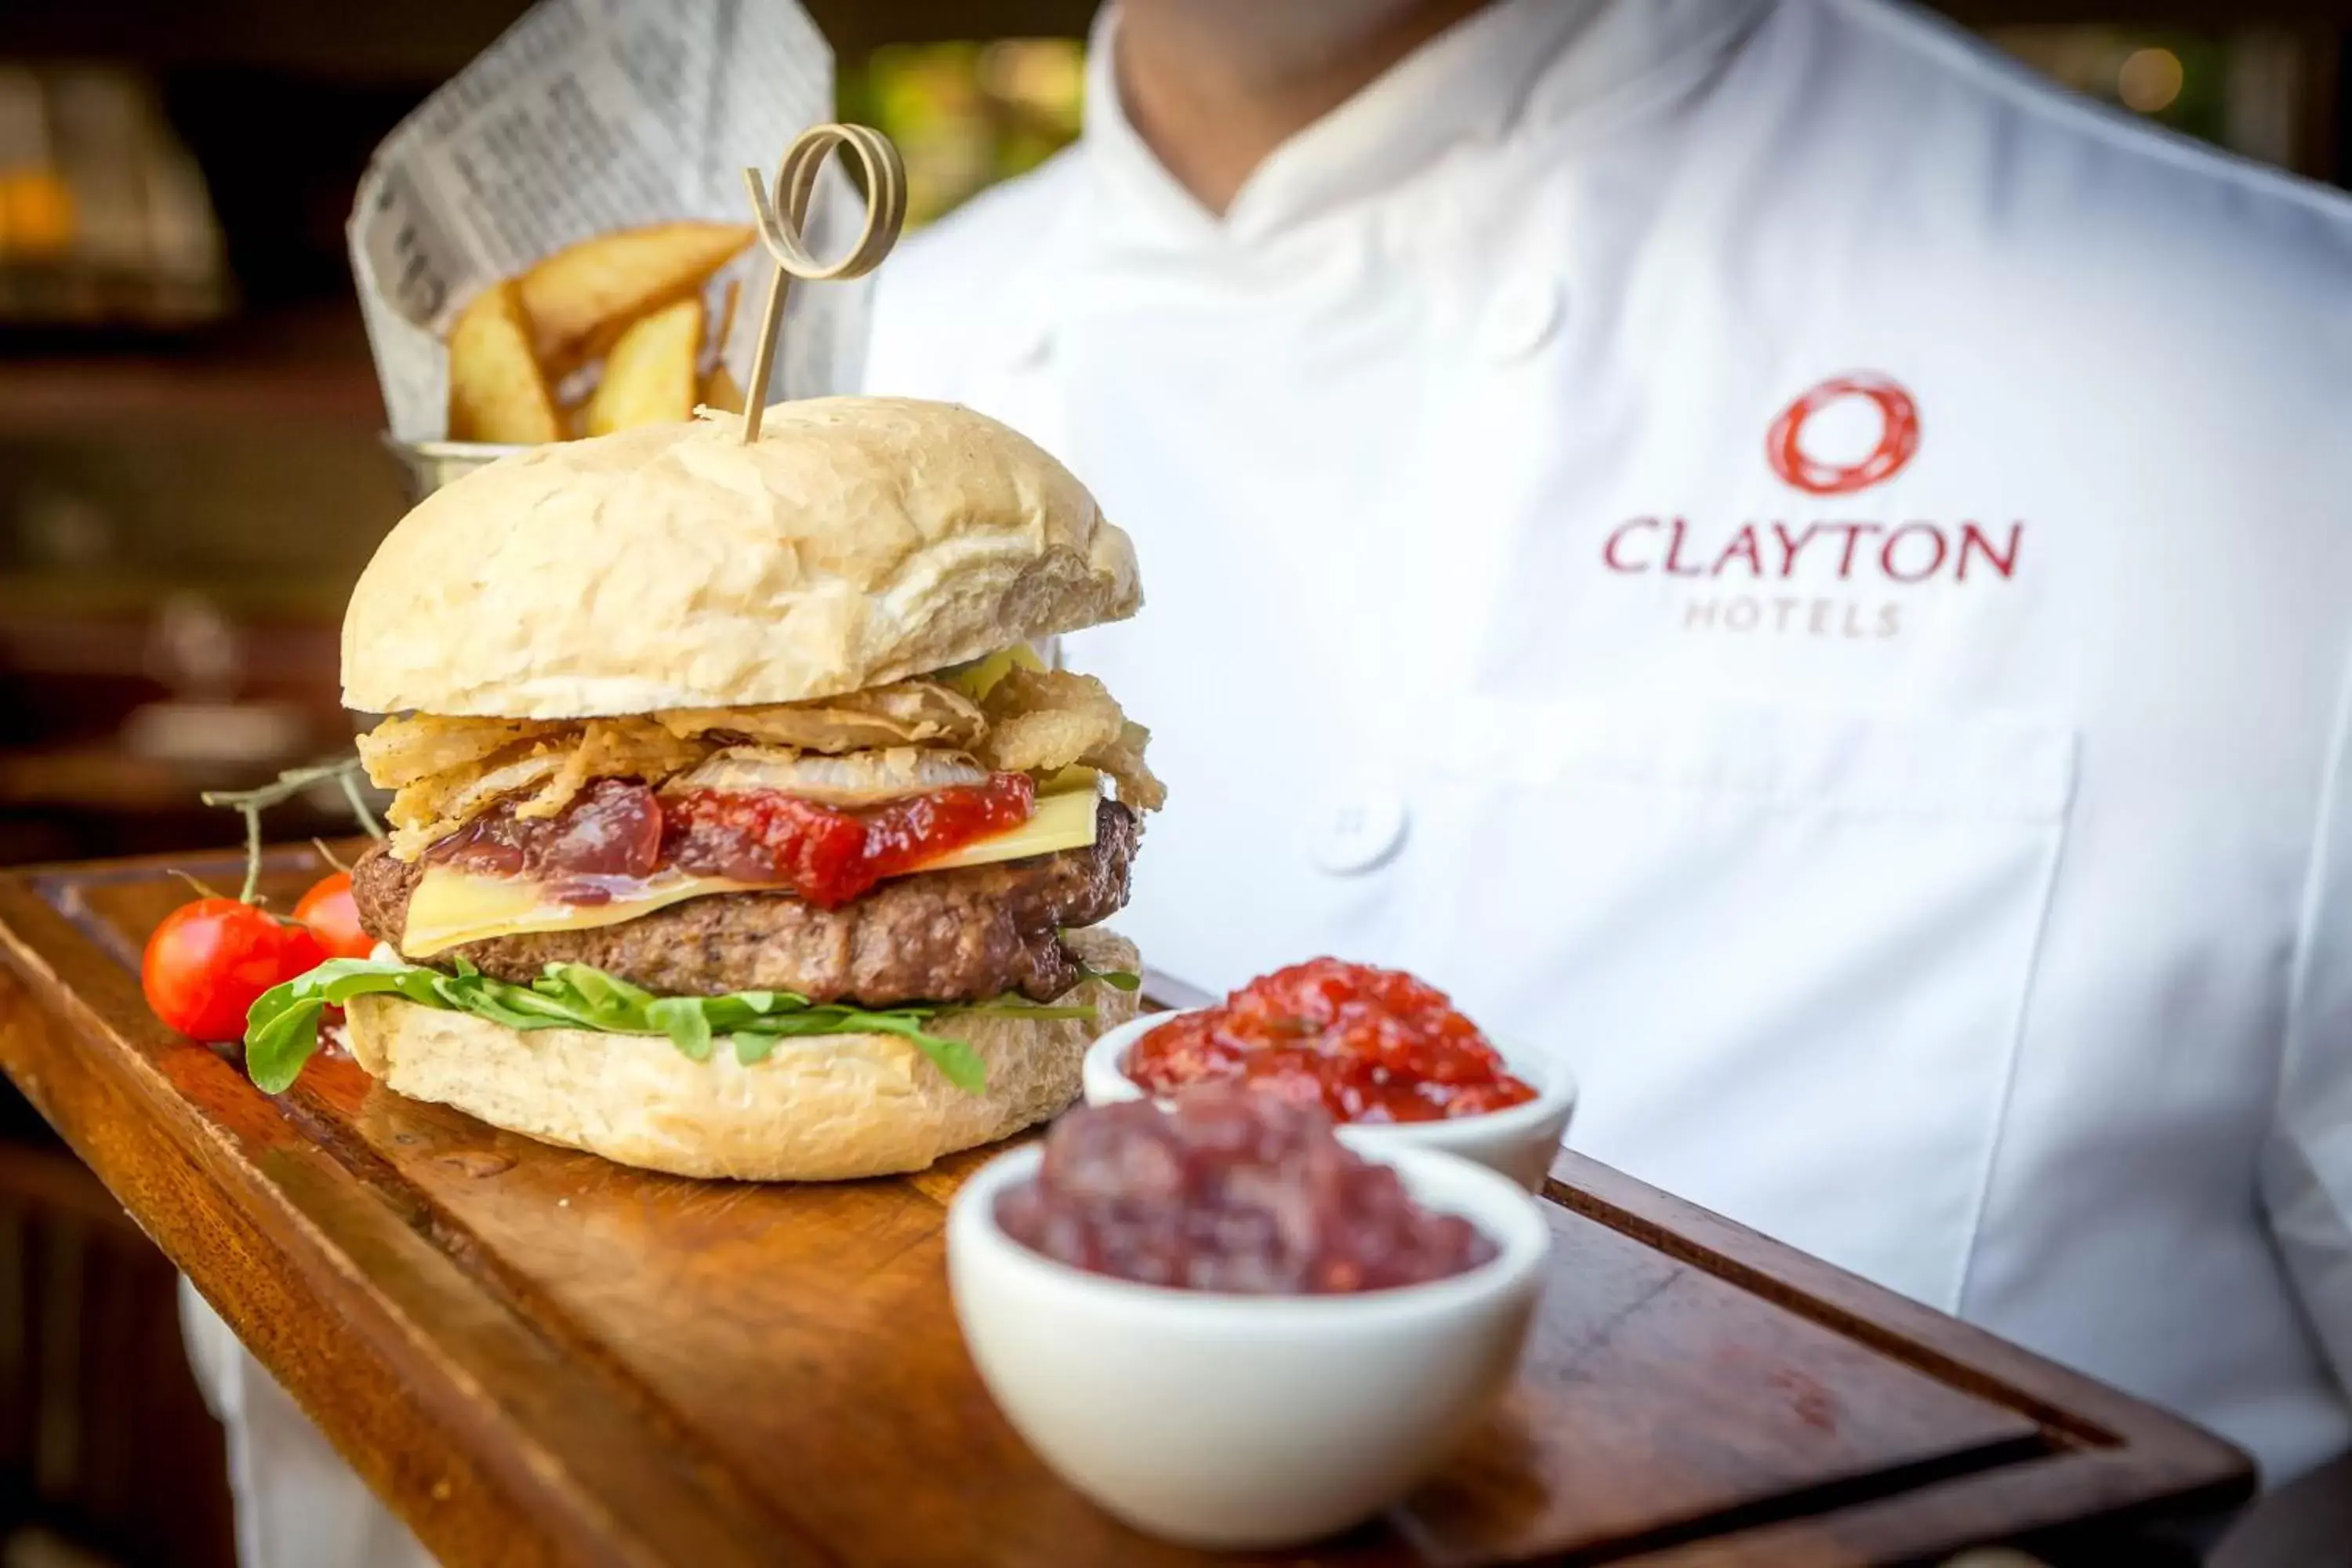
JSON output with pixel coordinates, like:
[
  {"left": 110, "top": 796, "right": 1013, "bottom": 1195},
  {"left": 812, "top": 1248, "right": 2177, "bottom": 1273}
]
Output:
[
  {"left": 1127, "top": 958, "right": 1537, "bottom": 1124},
  {"left": 995, "top": 1086, "right": 1497, "bottom": 1294},
  {"left": 426, "top": 771, "right": 1036, "bottom": 909}
]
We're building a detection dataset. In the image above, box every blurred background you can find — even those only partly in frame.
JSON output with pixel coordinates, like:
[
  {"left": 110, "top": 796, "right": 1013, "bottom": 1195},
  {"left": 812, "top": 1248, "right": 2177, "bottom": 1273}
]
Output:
[{"left": 0, "top": 1, "right": 2340, "bottom": 1563}]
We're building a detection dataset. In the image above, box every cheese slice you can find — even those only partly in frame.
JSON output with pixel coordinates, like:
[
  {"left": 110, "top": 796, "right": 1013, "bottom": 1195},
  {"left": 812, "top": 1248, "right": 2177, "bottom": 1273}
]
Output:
[
  {"left": 913, "top": 782, "right": 1098, "bottom": 871},
  {"left": 401, "top": 867, "right": 759, "bottom": 957},
  {"left": 936, "top": 641, "right": 1047, "bottom": 702},
  {"left": 400, "top": 785, "right": 1102, "bottom": 956}
]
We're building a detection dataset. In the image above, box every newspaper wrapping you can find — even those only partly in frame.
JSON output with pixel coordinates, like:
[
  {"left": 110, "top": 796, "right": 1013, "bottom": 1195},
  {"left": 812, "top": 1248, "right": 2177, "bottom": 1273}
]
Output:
[{"left": 347, "top": 0, "right": 866, "bottom": 441}]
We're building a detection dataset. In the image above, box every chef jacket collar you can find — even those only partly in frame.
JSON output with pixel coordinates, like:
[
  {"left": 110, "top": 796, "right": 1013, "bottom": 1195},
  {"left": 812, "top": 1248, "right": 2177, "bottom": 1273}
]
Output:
[{"left": 1081, "top": 0, "right": 1769, "bottom": 246}]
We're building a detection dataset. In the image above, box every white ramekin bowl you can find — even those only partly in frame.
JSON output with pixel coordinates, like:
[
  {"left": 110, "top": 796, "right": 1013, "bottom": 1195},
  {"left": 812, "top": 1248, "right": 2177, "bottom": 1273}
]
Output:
[
  {"left": 1081, "top": 1008, "right": 1577, "bottom": 1192},
  {"left": 947, "top": 1140, "right": 1550, "bottom": 1549}
]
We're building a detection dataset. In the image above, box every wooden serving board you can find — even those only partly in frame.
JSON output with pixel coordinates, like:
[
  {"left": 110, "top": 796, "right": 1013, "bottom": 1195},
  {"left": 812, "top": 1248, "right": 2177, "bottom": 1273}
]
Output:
[{"left": 0, "top": 848, "right": 2251, "bottom": 1566}]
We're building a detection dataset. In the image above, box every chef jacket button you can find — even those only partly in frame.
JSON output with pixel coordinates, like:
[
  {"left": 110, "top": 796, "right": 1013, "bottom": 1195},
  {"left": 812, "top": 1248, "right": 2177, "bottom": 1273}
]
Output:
[
  {"left": 1306, "top": 792, "right": 1409, "bottom": 876},
  {"left": 1481, "top": 276, "right": 1559, "bottom": 362}
]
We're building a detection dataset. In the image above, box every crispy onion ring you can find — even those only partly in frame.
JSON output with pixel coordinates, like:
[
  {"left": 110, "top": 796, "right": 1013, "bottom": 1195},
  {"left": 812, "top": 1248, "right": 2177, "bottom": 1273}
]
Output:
[{"left": 666, "top": 746, "right": 991, "bottom": 808}]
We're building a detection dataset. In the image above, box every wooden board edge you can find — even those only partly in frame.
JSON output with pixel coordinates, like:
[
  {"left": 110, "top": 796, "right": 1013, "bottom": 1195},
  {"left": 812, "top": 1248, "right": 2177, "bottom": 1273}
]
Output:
[
  {"left": 0, "top": 870, "right": 829, "bottom": 1568},
  {"left": 0, "top": 959, "right": 583, "bottom": 1567},
  {"left": 1636, "top": 1446, "right": 2252, "bottom": 1566},
  {"left": 1544, "top": 1150, "right": 2256, "bottom": 1504}
]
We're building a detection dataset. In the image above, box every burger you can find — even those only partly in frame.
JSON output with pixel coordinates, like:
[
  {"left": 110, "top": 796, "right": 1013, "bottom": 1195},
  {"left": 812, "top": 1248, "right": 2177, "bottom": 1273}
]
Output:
[{"left": 245, "top": 397, "right": 1160, "bottom": 1181}]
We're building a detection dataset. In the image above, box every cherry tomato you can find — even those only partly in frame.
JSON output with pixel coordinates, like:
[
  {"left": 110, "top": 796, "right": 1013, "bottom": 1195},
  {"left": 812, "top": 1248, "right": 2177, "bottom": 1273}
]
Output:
[
  {"left": 292, "top": 870, "right": 372, "bottom": 960},
  {"left": 141, "top": 898, "right": 327, "bottom": 1043}
]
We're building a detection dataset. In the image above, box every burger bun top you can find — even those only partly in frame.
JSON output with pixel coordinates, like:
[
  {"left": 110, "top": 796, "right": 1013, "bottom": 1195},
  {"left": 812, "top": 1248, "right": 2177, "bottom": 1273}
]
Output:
[{"left": 342, "top": 398, "right": 1138, "bottom": 718}]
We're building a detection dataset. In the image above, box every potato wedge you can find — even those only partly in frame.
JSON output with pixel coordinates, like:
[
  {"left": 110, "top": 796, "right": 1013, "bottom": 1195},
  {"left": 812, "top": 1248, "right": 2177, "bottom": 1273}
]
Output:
[
  {"left": 583, "top": 295, "right": 702, "bottom": 435},
  {"left": 699, "top": 363, "right": 747, "bottom": 415},
  {"left": 446, "top": 279, "right": 562, "bottom": 444},
  {"left": 517, "top": 221, "right": 753, "bottom": 373},
  {"left": 699, "top": 278, "right": 745, "bottom": 412}
]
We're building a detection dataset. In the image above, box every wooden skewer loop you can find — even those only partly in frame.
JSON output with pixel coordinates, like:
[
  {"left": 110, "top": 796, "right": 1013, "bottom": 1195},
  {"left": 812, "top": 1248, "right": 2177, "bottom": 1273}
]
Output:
[{"left": 739, "top": 122, "right": 906, "bottom": 443}]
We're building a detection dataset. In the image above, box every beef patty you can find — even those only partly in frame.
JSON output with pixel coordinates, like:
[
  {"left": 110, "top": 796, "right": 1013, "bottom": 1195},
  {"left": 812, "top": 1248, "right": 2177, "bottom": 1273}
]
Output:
[{"left": 352, "top": 800, "right": 1138, "bottom": 1005}]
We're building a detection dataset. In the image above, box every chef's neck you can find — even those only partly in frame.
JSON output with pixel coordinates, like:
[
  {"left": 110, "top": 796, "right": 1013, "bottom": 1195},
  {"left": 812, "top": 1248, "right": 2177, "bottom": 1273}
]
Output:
[{"left": 1112, "top": 0, "right": 1493, "bottom": 215}]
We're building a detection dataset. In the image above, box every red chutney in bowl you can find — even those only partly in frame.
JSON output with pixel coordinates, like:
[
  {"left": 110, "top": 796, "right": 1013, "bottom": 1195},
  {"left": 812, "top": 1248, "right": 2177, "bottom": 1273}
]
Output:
[
  {"left": 994, "top": 1086, "right": 1497, "bottom": 1294},
  {"left": 1127, "top": 958, "right": 1537, "bottom": 1124}
]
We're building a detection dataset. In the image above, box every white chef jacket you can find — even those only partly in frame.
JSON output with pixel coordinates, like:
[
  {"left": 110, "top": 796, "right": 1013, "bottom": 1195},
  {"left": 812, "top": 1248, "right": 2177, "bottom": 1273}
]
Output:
[{"left": 863, "top": 0, "right": 2352, "bottom": 1485}]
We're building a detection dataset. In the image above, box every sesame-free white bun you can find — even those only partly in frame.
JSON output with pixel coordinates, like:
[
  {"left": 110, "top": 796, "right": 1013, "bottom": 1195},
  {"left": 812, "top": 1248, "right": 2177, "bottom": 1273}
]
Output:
[
  {"left": 343, "top": 931, "right": 1141, "bottom": 1181},
  {"left": 342, "top": 398, "right": 1139, "bottom": 718}
]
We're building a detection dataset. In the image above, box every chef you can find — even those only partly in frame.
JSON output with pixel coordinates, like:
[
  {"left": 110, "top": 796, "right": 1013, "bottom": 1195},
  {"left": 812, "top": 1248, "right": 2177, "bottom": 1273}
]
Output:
[{"left": 864, "top": 0, "right": 2352, "bottom": 1490}]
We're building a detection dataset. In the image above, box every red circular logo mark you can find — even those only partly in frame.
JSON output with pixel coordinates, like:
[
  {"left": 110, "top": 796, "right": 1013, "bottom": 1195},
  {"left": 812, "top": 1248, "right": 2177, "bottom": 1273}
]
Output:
[{"left": 1766, "top": 374, "right": 1920, "bottom": 495}]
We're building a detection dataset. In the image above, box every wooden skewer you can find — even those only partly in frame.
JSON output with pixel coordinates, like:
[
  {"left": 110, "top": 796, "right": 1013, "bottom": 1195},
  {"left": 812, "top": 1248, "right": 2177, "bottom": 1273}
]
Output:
[{"left": 739, "top": 122, "right": 908, "bottom": 444}]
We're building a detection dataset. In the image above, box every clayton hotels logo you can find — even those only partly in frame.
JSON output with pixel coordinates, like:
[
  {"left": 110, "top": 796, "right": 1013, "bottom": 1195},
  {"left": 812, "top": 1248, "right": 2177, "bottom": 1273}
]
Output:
[
  {"left": 1766, "top": 373, "right": 1919, "bottom": 495},
  {"left": 1601, "top": 373, "right": 2022, "bottom": 641}
]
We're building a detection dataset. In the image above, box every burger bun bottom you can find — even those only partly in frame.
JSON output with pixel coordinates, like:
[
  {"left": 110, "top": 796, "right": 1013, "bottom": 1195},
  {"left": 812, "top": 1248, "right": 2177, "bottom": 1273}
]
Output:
[{"left": 344, "top": 927, "right": 1140, "bottom": 1181}]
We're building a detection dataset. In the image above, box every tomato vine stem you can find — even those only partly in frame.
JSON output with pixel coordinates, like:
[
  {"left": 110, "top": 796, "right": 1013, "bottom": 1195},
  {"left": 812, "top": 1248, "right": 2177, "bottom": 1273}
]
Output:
[{"left": 200, "top": 757, "right": 382, "bottom": 905}]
